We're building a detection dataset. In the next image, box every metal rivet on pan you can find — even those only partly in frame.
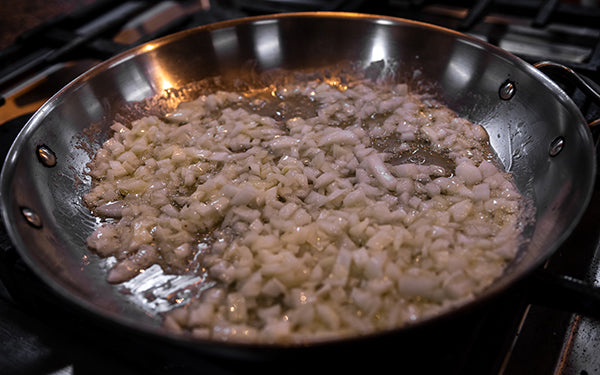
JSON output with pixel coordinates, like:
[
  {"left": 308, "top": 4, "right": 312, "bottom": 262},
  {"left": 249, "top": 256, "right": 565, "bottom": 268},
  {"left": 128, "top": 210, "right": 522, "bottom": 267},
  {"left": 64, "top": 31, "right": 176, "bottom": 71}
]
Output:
[
  {"left": 36, "top": 145, "right": 56, "bottom": 167},
  {"left": 21, "top": 207, "right": 42, "bottom": 228},
  {"left": 549, "top": 136, "right": 564, "bottom": 157},
  {"left": 499, "top": 80, "right": 516, "bottom": 100}
]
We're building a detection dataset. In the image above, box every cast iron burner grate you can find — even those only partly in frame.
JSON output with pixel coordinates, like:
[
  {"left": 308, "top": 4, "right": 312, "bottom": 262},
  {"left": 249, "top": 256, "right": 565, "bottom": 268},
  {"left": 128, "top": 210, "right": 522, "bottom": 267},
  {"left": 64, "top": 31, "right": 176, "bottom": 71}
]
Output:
[{"left": 1, "top": 1, "right": 600, "bottom": 374}]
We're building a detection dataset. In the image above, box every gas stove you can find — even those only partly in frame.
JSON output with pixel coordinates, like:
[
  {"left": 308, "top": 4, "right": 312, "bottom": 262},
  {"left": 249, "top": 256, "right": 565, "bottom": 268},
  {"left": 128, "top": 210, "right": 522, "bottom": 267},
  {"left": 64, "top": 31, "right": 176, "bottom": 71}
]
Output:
[{"left": 1, "top": 1, "right": 600, "bottom": 374}]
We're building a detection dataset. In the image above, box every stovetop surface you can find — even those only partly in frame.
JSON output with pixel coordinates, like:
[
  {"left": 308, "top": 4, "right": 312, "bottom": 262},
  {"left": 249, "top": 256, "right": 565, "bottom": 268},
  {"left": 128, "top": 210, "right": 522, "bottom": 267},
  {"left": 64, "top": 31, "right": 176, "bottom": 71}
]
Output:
[{"left": 2, "top": 1, "right": 600, "bottom": 374}]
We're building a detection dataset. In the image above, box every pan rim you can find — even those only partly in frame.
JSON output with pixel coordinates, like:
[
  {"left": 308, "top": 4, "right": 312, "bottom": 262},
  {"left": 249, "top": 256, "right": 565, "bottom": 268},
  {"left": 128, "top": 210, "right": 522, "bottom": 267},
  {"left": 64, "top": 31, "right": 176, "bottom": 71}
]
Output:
[{"left": 0, "top": 11, "right": 595, "bottom": 352}]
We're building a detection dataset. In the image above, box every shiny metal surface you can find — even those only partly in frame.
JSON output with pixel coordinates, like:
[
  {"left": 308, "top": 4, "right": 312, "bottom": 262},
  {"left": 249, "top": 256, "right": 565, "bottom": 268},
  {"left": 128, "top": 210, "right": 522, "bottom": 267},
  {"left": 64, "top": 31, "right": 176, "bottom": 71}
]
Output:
[
  {"left": 0, "top": 12, "right": 595, "bottom": 352},
  {"left": 549, "top": 136, "right": 565, "bottom": 157},
  {"left": 36, "top": 145, "right": 57, "bottom": 167},
  {"left": 534, "top": 61, "right": 600, "bottom": 110},
  {"left": 498, "top": 80, "right": 516, "bottom": 100}
]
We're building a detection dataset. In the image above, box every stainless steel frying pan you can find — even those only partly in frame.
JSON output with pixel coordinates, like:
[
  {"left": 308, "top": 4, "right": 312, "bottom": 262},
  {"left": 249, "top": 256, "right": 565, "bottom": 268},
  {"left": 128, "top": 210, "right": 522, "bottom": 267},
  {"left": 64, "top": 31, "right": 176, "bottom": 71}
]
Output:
[{"left": 0, "top": 12, "right": 596, "bottom": 354}]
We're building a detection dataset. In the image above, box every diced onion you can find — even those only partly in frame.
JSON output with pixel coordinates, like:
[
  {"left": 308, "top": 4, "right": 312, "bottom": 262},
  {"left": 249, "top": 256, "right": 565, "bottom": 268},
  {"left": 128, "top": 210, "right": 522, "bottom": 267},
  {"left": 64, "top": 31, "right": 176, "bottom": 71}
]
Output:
[{"left": 83, "top": 73, "right": 528, "bottom": 344}]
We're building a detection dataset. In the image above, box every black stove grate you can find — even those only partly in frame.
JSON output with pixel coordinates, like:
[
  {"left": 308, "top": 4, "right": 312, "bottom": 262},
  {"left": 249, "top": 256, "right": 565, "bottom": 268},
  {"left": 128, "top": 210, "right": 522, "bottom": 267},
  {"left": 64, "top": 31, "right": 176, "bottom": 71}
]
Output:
[{"left": 1, "top": 1, "right": 600, "bottom": 374}]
